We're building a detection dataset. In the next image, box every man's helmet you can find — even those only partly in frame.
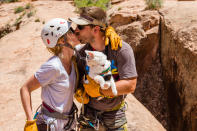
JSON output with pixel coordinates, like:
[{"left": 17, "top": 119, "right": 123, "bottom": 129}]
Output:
[{"left": 41, "top": 18, "right": 71, "bottom": 48}]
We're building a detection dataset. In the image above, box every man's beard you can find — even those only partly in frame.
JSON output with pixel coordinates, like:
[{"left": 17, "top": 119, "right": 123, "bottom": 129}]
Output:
[{"left": 77, "top": 36, "right": 86, "bottom": 44}]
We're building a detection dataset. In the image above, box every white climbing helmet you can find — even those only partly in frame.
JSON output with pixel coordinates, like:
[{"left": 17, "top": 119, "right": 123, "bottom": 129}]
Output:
[{"left": 41, "top": 18, "right": 71, "bottom": 48}]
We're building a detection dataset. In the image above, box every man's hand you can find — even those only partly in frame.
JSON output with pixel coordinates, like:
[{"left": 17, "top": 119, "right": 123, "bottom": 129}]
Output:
[
  {"left": 83, "top": 75, "right": 102, "bottom": 98},
  {"left": 105, "top": 26, "right": 122, "bottom": 50},
  {"left": 24, "top": 119, "right": 38, "bottom": 131}
]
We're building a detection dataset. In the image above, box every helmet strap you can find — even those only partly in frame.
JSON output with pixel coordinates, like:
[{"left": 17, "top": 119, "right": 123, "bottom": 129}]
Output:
[
  {"left": 64, "top": 35, "right": 74, "bottom": 50},
  {"left": 57, "top": 35, "right": 75, "bottom": 50}
]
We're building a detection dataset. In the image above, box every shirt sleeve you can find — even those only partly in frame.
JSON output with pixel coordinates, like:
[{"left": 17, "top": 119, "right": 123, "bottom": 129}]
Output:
[
  {"left": 34, "top": 62, "right": 58, "bottom": 87},
  {"left": 117, "top": 45, "right": 138, "bottom": 79}
]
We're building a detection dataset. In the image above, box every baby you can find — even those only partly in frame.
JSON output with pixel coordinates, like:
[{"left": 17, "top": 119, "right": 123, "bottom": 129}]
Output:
[{"left": 85, "top": 50, "right": 117, "bottom": 96}]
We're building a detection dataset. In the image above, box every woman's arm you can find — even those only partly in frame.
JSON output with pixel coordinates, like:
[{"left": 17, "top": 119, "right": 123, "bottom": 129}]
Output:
[{"left": 20, "top": 75, "right": 41, "bottom": 121}]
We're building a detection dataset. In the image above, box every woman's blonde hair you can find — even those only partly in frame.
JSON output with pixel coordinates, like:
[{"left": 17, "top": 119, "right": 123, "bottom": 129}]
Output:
[
  {"left": 47, "top": 46, "right": 62, "bottom": 56},
  {"left": 46, "top": 36, "right": 64, "bottom": 56}
]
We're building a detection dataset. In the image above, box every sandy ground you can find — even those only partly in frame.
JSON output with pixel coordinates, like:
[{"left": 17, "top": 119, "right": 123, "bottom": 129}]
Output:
[{"left": 0, "top": 1, "right": 77, "bottom": 130}]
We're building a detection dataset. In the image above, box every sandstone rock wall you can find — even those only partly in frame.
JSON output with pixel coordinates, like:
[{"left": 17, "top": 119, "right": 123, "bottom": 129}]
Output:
[
  {"left": 108, "top": 0, "right": 169, "bottom": 129},
  {"left": 161, "top": 19, "right": 197, "bottom": 131},
  {"left": 109, "top": 1, "right": 197, "bottom": 130},
  {"left": 160, "top": 1, "right": 197, "bottom": 131}
]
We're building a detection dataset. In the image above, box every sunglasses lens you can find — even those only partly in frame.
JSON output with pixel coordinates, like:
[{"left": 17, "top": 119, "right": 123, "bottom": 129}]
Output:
[{"left": 77, "top": 25, "right": 85, "bottom": 30}]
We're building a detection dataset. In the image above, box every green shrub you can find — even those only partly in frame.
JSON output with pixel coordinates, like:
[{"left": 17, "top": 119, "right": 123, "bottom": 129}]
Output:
[
  {"left": 14, "top": 15, "right": 23, "bottom": 26},
  {"left": 2, "top": 0, "right": 18, "bottom": 3},
  {"left": 14, "top": 11, "right": 26, "bottom": 26},
  {"left": 27, "top": 11, "right": 34, "bottom": 18},
  {"left": 25, "top": 3, "right": 33, "bottom": 9},
  {"left": 14, "top": 6, "right": 25, "bottom": 14},
  {"left": 74, "top": 0, "right": 110, "bottom": 11},
  {"left": 145, "top": 0, "right": 163, "bottom": 10},
  {"left": 35, "top": 18, "right": 40, "bottom": 22},
  {"left": 0, "top": 24, "right": 13, "bottom": 39}
]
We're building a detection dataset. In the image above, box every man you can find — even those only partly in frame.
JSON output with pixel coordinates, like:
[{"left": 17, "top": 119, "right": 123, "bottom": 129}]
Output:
[{"left": 70, "top": 7, "right": 138, "bottom": 131}]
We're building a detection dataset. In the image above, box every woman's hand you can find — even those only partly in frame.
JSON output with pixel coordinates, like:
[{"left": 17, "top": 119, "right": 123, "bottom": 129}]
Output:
[
  {"left": 24, "top": 119, "right": 38, "bottom": 131},
  {"left": 66, "top": 33, "right": 80, "bottom": 47}
]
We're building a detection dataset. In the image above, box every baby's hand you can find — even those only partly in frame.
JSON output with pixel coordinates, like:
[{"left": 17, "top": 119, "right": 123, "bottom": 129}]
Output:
[{"left": 103, "top": 83, "right": 110, "bottom": 89}]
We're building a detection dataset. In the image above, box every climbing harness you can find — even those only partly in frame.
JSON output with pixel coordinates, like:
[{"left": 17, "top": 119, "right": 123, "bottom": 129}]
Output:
[
  {"left": 34, "top": 102, "right": 78, "bottom": 131},
  {"left": 78, "top": 113, "right": 100, "bottom": 130},
  {"left": 75, "top": 93, "right": 100, "bottom": 130},
  {"left": 77, "top": 100, "right": 128, "bottom": 130}
]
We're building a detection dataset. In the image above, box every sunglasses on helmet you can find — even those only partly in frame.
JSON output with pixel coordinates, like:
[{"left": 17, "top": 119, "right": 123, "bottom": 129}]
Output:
[
  {"left": 66, "top": 27, "right": 75, "bottom": 34},
  {"left": 69, "top": 27, "right": 75, "bottom": 33}
]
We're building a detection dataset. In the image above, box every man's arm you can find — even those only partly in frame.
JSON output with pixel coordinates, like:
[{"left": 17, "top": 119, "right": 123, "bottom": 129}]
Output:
[
  {"left": 101, "top": 42, "right": 138, "bottom": 96},
  {"left": 100, "top": 77, "right": 137, "bottom": 96}
]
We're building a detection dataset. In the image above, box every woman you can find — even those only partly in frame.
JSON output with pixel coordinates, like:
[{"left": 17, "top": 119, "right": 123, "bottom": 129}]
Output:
[{"left": 20, "top": 18, "right": 80, "bottom": 131}]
